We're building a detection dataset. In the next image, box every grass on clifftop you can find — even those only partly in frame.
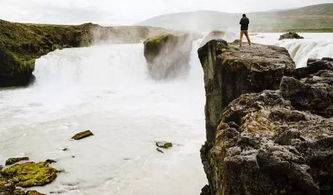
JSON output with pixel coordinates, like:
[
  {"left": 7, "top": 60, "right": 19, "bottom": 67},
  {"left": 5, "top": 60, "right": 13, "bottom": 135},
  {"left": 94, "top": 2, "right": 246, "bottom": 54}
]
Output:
[{"left": 0, "top": 19, "right": 90, "bottom": 71}]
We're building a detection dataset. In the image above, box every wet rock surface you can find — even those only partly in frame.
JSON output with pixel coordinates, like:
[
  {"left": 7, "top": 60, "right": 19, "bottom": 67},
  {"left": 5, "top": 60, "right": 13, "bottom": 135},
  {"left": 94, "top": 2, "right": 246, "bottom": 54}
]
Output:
[
  {"left": 143, "top": 33, "right": 193, "bottom": 79},
  {"left": 279, "top": 32, "right": 304, "bottom": 40},
  {"left": 199, "top": 40, "right": 333, "bottom": 195}
]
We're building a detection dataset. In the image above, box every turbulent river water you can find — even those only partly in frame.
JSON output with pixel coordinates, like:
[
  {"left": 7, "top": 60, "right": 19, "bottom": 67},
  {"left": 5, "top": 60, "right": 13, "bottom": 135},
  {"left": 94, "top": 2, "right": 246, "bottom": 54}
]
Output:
[{"left": 0, "top": 33, "right": 332, "bottom": 194}]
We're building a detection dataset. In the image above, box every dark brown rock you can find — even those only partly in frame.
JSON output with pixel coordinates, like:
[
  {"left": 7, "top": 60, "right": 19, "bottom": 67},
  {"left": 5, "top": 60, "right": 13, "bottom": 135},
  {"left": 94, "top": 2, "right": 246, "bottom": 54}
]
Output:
[
  {"left": 281, "top": 70, "right": 333, "bottom": 118},
  {"left": 5, "top": 157, "right": 29, "bottom": 166},
  {"left": 71, "top": 130, "right": 94, "bottom": 140},
  {"left": 292, "top": 58, "right": 333, "bottom": 79},
  {"left": 279, "top": 32, "right": 304, "bottom": 40}
]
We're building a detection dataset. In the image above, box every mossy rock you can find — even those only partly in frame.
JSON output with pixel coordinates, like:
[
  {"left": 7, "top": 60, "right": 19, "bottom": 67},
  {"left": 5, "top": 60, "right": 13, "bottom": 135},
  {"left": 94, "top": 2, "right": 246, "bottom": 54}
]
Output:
[
  {"left": 143, "top": 33, "right": 193, "bottom": 79},
  {"left": 13, "top": 188, "right": 25, "bottom": 195},
  {"left": 1, "top": 162, "right": 57, "bottom": 187},
  {"left": 0, "top": 19, "right": 95, "bottom": 87},
  {"left": 143, "top": 33, "right": 173, "bottom": 62},
  {"left": 5, "top": 157, "right": 29, "bottom": 166}
]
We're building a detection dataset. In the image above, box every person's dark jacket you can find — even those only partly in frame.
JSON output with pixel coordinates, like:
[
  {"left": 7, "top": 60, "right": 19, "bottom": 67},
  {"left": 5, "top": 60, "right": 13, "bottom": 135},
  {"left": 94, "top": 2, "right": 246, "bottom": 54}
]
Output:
[{"left": 240, "top": 17, "right": 249, "bottom": 30}]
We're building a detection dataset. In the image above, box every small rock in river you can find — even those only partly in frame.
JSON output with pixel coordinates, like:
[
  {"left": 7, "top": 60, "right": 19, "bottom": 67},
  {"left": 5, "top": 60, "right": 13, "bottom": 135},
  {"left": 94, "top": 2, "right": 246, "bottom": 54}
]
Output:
[
  {"left": 71, "top": 130, "right": 94, "bottom": 140},
  {"left": 155, "top": 141, "right": 173, "bottom": 149},
  {"left": 62, "top": 147, "right": 68, "bottom": 151}
]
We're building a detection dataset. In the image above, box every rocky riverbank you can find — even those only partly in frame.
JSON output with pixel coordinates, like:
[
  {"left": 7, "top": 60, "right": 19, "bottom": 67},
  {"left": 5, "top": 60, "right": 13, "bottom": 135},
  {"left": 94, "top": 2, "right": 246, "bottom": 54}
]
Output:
[
  {"left": 198, "top": 40, "right": 333, "bottom": 194},
  {"left": 0, "top": 19, "right": 173, "bottom": 87}
]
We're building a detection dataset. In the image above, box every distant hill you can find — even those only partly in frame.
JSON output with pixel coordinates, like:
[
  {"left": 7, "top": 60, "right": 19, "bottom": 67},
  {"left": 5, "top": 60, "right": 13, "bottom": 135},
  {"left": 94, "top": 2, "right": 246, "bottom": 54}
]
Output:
[{"left": 140, "top": 3, "right": 333, "bottom": 33}]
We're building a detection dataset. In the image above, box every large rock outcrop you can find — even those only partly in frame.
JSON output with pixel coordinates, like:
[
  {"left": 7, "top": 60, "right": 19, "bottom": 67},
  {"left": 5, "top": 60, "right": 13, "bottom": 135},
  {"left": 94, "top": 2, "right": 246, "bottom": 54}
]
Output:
[
  {"left": 198, "top": 40, "right": 295, "bottom": 141},
  {"left": 199, "top": 38, "right": 333, "bottom": 195},
  {"left": 0, "top": 19, "right": 173, "bottom": 87},
  {"left": 143, "top": 33, "right": 193, "bottom": 79}
]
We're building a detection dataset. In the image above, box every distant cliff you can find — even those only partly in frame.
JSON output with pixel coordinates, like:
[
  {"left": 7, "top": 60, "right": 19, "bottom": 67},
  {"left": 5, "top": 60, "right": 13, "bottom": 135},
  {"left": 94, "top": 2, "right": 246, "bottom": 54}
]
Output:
[
  {"left": 198, "top": 40, "right": 333, "bottom": 194},
  {"left": 0, "top": 19, "right": 172, "bottom": 87}
]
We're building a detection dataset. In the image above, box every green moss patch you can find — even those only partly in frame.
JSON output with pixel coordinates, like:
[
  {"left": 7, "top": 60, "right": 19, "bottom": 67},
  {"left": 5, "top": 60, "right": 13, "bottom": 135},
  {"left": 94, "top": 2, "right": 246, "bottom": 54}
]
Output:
[{"left": 2, "top": 162, "right": 57, "bottom": 187}]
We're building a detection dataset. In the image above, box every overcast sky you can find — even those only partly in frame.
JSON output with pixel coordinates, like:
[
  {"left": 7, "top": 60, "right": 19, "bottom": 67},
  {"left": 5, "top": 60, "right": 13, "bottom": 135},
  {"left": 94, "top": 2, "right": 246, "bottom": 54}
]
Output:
[{"left": 0, "top": 0, "right": 332, "bottom": 25}]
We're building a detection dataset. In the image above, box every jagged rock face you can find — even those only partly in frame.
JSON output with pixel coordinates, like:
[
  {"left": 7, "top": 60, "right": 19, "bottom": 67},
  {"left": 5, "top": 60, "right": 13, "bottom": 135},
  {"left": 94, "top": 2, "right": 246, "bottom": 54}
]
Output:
[
  {"left": 143, "top": 33, "right": 193, "bottom": 79},
  {"left": 198, "top": 40, "right": 295, "bottom": 141},
  {"left": 199, "top": 43, "right": 333, "bottom": 194},
  {"left": 284, "top": 58, "right": 333, "bottom": 118},
  {"left": 279, "top": 32, "right": 304, "bottom": 40},
  {"left": 202, "top": 90, "right": 333, "bottom": 195}
]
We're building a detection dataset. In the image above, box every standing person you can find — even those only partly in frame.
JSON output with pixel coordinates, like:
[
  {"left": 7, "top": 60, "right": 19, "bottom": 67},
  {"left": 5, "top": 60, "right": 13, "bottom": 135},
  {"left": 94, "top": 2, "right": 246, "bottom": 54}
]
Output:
[{"left": 239, "top": 14, "right": 251, "bottom": 47}]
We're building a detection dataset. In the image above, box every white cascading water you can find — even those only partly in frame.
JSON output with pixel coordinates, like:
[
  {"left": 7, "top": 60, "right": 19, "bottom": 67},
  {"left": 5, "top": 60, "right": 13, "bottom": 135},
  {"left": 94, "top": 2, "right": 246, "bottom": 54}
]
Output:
[
  {"left": 0, "top": 41, "right": 207, "bottom": 194},
  {"left": 0, "top": 33, "right": 332, "bottom": 194},
  {"left": 252, "top": 33, "right": 333, "bottom": 67}
]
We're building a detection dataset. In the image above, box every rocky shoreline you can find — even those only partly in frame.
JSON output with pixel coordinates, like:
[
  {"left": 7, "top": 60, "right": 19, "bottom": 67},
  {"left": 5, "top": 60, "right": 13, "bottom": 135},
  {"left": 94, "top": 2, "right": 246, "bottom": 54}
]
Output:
[{"left": 199, "top": 40, "right": 333, "bottom": 194}]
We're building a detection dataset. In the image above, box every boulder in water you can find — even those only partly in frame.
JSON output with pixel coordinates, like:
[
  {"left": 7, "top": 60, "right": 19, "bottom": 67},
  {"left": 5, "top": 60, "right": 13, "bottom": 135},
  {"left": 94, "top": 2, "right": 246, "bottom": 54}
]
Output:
[
  {"left": 279, "top": 32, "right": 304, "bottom": 40},
  {"left": 71, "top": 130, "right": 94, "bottom": 140},
  {"left": 143, "top": 33, "right": 193, "bottom": 79}
]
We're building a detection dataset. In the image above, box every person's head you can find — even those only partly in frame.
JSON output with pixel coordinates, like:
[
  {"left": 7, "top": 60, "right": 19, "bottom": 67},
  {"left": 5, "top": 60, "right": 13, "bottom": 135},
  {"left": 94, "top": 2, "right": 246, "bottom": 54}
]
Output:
[{"left": 242, "top": 14, "right": 246, "bottom": 18}]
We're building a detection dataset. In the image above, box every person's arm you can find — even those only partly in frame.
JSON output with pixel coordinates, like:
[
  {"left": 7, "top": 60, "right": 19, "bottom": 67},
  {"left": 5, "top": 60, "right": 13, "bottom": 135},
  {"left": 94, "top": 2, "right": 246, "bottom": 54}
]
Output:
[{"left": 240, "top": 18, "right": 243, "bottom": 25}]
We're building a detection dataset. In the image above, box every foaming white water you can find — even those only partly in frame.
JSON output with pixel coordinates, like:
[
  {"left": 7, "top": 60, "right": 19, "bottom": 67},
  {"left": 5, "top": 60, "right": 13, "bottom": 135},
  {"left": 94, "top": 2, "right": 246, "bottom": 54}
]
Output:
[
  {"left": 252, "top": 33, "right": 333, "bottom": 67},
  {"left": 0, "top": 42, "right": 206, "bottom": 194}
]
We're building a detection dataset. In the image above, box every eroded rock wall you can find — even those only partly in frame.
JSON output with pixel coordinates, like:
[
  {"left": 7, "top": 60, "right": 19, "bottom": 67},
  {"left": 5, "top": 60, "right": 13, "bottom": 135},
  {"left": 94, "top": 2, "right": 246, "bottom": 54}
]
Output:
[
  {"left": 198, "top": 39, "right": 333, "bottom": 195},
  {"left": 198, "top": 40, "right": 295, "bottom": 142}
]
